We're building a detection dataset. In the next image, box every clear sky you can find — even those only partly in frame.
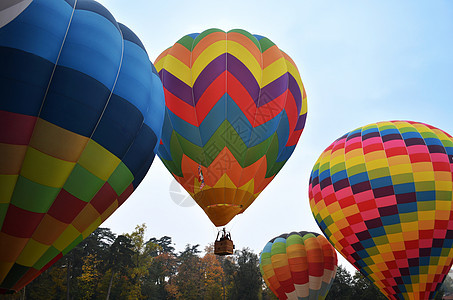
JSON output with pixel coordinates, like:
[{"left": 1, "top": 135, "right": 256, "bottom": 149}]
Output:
[{"left": 97, "top": 0, "right": 453, "bottom": 273}]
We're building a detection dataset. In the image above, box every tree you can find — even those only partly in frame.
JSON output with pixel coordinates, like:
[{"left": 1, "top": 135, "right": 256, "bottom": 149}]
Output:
[
  {"left": 351, "top": 271, "right": 387, "bottom": 300},
  {"left": 104, "top": 235, "right": 135, "bottom": 300},
  {"left": 326, "top": 265, "right": 354, "bottom": 300},
  {"left": 229, "top": 248, "right": 261, "bottom": 300}
]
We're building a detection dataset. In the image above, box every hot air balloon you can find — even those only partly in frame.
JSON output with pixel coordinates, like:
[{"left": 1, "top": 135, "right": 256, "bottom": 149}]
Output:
[
  {"left": 0, "top": 0, "right": 165, "bottom": 293},
  {"left": 155, "top": 29, "right": 307, "bottom": 250},
  {"left": 309, "top": 120, "right": 453, "bottom": 299},
  {"left": 260, "top": 231, "right": 337, "bottom": 300},
  {"left": 0, "top": 0, "right": 32, "bottom": 28}
]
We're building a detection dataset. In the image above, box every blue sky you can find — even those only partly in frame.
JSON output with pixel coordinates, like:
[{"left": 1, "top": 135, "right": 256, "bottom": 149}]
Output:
[{"left": 98, "top": 0, "right": 453, "bottom": 272}]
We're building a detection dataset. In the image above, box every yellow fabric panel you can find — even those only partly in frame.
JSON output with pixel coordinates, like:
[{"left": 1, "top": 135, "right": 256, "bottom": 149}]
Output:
[
  {"left": 213, "top": 173, "right": 237, "bottom": 189},
  {"left": 160, "top": 54, "right": 192, "bottom": 86},
  {"left": 389, "top": 163, "right": 413, "bottom": 176},
  {"left": 78, "top": 140, "right": 120, "bottom": 181},
  {"left": 20, "top": 147, "right": 75, "bottom": 188},
  {"left": 238, "top": 179, "right": 254, "bottom": 193},
  {"left": 15, "top": 238, "right": 50, "bottom": 267},
  {"left": 0, "top": 143, "right": 27, "bottom": 174},
  {"left": 192, "top": 40, "right": 227, "bottom": 83},
  {"left": 413, "top": 171, "right": 434, "bottom": 182},
  {"left": 72, "top": 204, "right": 100, "bottom": 233},
  {"left": 0, "top": 174, "right": 17, "bottom": 203},
  {"left": 82, "top": 217, "right": 102, "bottom": 239},
  {"left": 283, "top": 56, "right": 304, "bottom": 95},
  {"left": 29, "top": 118, "right": 89, "bottom": 162},
  {"left": 262, "top": 57, "right": 287, "bottom": 88},
  {"left": 364, "top": 150, "right": 388, "bottom": 162},
  {"left": 226, "top": 40, "right": 262, "bottom": 86},
  {"left": 366, "top": 158, "right": 389, "bottom": 171},
  {"left": 52, "top": 225, "right": 81, "bottom": 252}
]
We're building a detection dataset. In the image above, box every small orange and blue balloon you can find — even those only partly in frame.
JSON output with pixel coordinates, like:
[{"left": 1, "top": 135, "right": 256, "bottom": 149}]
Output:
[
  {"left": 0, "top": 0, "right": 164, "bottom": 293},
  {"left": 309, "top": 120, "right": 453, "bottom": 299},
  {"left": 260, "top": 231, "right": 337, "bottom": 300}
]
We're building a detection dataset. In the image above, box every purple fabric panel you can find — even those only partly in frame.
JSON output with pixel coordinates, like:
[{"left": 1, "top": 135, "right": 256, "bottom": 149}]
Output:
[{"left": 159, "top": 69, "right": 194, "bottom": 106}]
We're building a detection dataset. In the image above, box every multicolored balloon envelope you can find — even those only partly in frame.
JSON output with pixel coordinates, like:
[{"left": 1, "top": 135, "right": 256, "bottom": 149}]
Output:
[
  {"left": 155, "top": 28, "right": 307, "bottom": 227},
  {"left": 260, "top": 231, "right": 337, "bottom": 300},
  {"left": 309, "top": 120, "right": 453, "bottom": 299},
  {"left": 0, "top": 0, "right": 165, "bottom": 293}
]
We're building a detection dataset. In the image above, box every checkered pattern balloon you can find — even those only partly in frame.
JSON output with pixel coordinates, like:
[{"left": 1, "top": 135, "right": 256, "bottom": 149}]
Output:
[
  {"left": 309, "top": 120, "right": 453, "bottom": 299},
  {"left": 0, "top": 0, "right": 164, "bottom": 293}
]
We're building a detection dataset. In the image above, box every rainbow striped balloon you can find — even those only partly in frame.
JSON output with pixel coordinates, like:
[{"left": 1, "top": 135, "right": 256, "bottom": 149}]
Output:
[
  {"left": 0, "top": 0, "right": 164, "bottom": 292},
  {"left": 260, "top": 231, "right": 337, "bottom": 300},
  {"left": 309, "top": 121, "right": 453, "bottom": 299},
  {"left": 155, "top": 28, "right": 307, "bottom": 227}
]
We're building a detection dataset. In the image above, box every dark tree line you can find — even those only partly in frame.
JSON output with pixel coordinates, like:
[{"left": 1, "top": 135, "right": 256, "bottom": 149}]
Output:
[
  {"left": 0, "top": 225, "right": 272, "bottom": 300},
  {"left": 2, "top": 226, "right": 453, "bottom": 299}
]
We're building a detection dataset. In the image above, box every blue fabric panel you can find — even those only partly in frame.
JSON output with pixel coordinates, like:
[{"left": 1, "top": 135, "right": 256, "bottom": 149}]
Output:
[
  {"left": 75, "top": 0, "right": 118, "bottom": 28},
  {"left": 118, "top": 23, "right": 146, "bottom": 53},
  {"left": 123, "top": 124, "right": 157, "bottom": 181},
  {"left": 92, "top": 94, "right": 144, "bottom": 158},
  {"left": 58, "top": 8, "right": 122, "bottom": 89},
  {"left": 0, "top": 0, "right": 72, "bottom": 62},
  {"left": 40, "top": 65, "right": 110, "bottom": 137},
  {"left": 0, "top": 48, "right": 51, "bottom": 116},
  {"left": 113, "top": 40, "right": 151, "bottom": 114}
]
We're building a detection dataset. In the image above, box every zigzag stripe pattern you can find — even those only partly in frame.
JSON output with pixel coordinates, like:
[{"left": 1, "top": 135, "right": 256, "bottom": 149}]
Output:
[{"left": 155, "top": 28, "right": 307, "bottom": 226}]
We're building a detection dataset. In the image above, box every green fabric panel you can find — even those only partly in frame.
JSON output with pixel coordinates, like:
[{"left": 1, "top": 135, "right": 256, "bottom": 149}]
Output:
[
  {"left": 270, "top": 240, "right": 287, "bottom": 255},
  {"left": 399, "top": 212, "right": 418, "bottom": 223},
  {"left": 415, "top": 181, "right": 435, "bottom": 192},
  {"left": 417, "top": 201, "right": 436, "bottom": 211},
  {"left": 436, "top": 190, "right": 452, "bottom": 201},
  {"left": 228, "top": 29, "right": 261, "bottom": 50},
  {"left": 319, "top": 161, "right": 331, "bottom": 174},
  {"left": 63, "top": 164, "right": 104, "bottom": 203},
  {"left": 286, "top": 233, "right": 304, "bottom": 248},
  {"left": 385, "top": 224, "right": 402, "bottom": 235},
  {"left": 264, "top": 136, "right": 279, "bottom": 178},
  {"left": 107, "top": 162, "right": 134, "bottom": 196},
  {"left": 372, "top": 235, "right": 389, "bottom": 246},
  {"left": 267, "top": 161, "right": 285, "bottom": 178},
  {"left": 62, "top": 234, "right": 83, "bottom": 255},
  {"left": 347, "top": 163, "right": 368, "bottom": 177},
  {"left": 0, "top": 203, "right": 8, "bottom": 230},
  {"left": 10, "top": 176, "right": 60, "bottom": 213},
  {"left": 301, "top": 233, "right": 317, "bottom": 243},
  {"left": 176, "top": 35, "right": 196, "bottom": 51},
  {"left": 386, "top": 172, "right": 410, "bottom": 185},
  {"left": 256, "top": 36, "right": 276, "bottom": 53},
  {"left": 33, "top": 246, "right": 60, "bottom": 270},
  {"left": 419, "top": 131, "right": 438, "bottom": 139},
  {"left": 173, "top": 121, "right": 278, "bottom": 169},
  {"left": 192, "top": 28, "right": 224, "bottom": 49},
  {"left": 330, "top": 162, "right": 346, "bottom": 175}
]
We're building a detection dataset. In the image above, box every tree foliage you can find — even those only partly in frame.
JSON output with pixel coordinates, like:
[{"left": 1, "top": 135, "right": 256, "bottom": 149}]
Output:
[{"left": 2, "top": 226, "right": 452, "bottom": 300}]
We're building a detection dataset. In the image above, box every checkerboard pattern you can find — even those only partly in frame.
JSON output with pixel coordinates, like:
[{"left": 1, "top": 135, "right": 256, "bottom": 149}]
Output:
[{"left": 309, "top": 121, "right": 453, "bottom": 300}]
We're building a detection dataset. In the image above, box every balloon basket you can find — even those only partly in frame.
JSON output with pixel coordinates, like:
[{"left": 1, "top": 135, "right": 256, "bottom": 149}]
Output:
[{"left": 214, "top": 239, "right": 234, "bottom": 256}]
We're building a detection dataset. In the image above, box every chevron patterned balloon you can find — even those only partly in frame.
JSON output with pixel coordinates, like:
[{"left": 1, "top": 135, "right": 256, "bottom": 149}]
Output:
[
  {"left": 309, "top": 120, "right": 453, "bottom": 299},
  {"left": 155, "top": 28, "right": 307, "bottom": 226}
]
